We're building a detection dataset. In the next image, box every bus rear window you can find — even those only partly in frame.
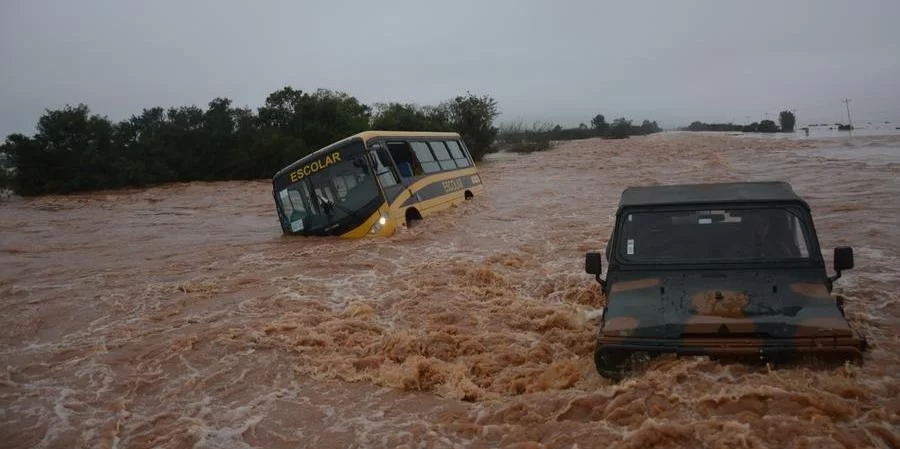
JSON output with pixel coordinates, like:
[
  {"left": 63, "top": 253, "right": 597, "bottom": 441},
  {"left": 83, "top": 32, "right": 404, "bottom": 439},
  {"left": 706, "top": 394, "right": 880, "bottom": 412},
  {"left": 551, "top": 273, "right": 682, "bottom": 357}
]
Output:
[
  {"left": 445, "top": 140, "right": 470, "bottom": 167},
  {"left": 410, "top": 142, "right": 441, "bottom": 173},
  {"left": 428, "top": 141, "right": 457, "bottom": 170}
]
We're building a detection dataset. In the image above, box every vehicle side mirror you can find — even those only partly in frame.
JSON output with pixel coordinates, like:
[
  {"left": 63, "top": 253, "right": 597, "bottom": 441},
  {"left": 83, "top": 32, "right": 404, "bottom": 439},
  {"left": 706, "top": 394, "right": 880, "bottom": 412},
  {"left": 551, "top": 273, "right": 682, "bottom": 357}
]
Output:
[
  {"left": 827, "top": 246, "right": 854, "bottom": 291},
  {"left": 834, "top": 246, "right": 854, "bottom": 271},
  {"left": 585, "top": 252, "right": 606, "bottom": 288},
  {"left": 585, "top": 252, "right": 602, "bottom": 275}
]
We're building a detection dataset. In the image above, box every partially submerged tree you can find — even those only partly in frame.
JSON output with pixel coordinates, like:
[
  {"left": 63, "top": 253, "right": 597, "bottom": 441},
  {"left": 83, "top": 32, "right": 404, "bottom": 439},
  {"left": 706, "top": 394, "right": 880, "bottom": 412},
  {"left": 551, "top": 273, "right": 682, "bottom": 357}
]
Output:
[
  {"left": 591, "top": 114, "right": 609, "bottom": 136},
  {"left": 758, "top": 119, "right": 779, "bottom": 133},
  {"left": 779, "top": 110, "right": 796, "bottom": 132},
  {"left": 442, "top": 92, "right": 500, "bottom": 161},
  {"left": 608, "top": 118, "right": 632, "bottom": 139}
]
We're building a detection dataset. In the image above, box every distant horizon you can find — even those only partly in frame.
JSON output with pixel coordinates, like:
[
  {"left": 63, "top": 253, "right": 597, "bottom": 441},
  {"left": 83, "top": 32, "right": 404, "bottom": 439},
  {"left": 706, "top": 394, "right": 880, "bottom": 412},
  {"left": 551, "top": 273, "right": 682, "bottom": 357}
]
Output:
[
  {"left": 3, "top": 87, "right": 896, "bottom": 137},
  {"left": 2, "top": 0, "right": 898, "bottom": 138}
]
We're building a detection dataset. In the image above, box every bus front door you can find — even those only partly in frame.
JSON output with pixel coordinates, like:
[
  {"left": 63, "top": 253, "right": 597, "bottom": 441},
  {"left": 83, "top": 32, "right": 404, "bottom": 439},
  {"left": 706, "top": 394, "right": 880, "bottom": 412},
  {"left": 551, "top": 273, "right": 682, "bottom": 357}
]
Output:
[{"left": 371, "top": 142, "right": 411, "bottom": 206}]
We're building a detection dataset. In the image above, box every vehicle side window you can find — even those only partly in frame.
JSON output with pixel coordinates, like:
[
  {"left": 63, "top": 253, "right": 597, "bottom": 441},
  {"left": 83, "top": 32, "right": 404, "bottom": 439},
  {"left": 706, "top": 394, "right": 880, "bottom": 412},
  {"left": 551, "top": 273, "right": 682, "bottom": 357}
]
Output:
[
  {"left": 410, "top": 141, "right": 441, "bottom": 174},
  {"left": 370, "top": 146, "right": 399, "bottom": 187},
  {"left": 428, "top": 141, "right": 457, "bottom": 171},
  {"left": 789, "top": 214, "right": 810, "bottom": 257},
  {"left": 386, "top": 141, "right": 420, "bottom": 177},
  {"left": 446, "top": 140, "right": 470, "bottom": 167}
]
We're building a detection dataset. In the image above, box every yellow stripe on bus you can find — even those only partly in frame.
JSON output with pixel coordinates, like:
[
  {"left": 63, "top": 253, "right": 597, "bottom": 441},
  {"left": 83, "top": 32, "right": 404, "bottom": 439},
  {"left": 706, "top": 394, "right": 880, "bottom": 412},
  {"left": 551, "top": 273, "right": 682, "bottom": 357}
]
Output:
[{"left": 387, "top": 167, "right": 480, "bottom": 209}]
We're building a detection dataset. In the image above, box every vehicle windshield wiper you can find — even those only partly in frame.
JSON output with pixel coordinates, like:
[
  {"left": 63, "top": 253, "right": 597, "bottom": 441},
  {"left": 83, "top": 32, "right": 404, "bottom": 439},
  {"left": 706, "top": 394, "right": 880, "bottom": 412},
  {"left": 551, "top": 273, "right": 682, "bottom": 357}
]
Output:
[{"left": 314, "top": 191, "right": 355, "bottom": 217}]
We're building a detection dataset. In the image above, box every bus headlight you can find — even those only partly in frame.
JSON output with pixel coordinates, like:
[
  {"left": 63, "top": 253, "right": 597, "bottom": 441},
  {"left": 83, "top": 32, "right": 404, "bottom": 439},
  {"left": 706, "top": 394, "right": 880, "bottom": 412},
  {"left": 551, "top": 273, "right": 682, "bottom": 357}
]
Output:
[{"left": 368, "top": 213, "right": 388, "bottom": 234}]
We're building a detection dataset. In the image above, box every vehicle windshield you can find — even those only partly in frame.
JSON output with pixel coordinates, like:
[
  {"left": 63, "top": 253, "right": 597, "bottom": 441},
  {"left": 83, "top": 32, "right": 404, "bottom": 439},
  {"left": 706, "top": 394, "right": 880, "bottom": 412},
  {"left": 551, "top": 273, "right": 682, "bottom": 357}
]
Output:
[
  {"left": 275, "top": 141, "right": 381, "bottom": 234},
  {"left": 617, "top": 206, "right": 812, "bottom": 262}
]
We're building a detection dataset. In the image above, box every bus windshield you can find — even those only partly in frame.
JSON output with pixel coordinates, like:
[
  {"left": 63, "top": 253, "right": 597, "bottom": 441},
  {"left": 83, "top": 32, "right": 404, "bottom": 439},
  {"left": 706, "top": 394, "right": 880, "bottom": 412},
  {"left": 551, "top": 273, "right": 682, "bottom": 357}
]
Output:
[
  {"left": 275, "top": 140, "right": 382, "bottom": 235},
  {"left": 617, "top": 206, "right": 813, "bottom": 263}
]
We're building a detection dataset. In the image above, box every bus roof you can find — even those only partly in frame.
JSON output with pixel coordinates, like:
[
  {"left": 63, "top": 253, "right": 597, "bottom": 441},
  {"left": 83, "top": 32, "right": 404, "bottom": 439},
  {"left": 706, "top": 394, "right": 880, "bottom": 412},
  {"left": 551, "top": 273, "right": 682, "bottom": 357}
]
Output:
[
  {"left": 355, "top": 130, "right": 461, "bottom": 141},
  {"left": 273, "top": 130, "right": 462, "bottom": 180}
]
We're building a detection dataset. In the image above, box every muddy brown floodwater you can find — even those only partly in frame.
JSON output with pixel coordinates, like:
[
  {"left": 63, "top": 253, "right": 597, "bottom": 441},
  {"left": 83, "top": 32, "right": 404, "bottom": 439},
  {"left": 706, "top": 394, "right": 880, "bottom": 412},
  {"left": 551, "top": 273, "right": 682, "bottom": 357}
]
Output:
[{"left": 1, "top": 132, "right": 899, "bottom": 449}]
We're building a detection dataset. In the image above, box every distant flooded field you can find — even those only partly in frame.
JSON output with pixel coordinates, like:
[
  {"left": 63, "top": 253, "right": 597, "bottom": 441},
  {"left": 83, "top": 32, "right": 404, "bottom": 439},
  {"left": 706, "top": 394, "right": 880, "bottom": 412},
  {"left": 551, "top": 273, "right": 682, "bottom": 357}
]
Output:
[{"left": 1, "top": 132, "right": 898, "bottom": 449}]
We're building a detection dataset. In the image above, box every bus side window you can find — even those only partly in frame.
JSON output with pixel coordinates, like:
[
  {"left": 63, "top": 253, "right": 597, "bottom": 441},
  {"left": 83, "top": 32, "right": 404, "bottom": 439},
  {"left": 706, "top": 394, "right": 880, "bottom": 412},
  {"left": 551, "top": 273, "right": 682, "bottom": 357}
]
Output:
[
  {"left": 445, "top": 140, "right": 470, "bottom": 168},
  {"left": 386, "top": 141, "right": 420, "bottom": 178},
  {"left": 410, "top": 141, "right": 441, "bottom": 174},
  {"left": 428, "top": 141, "right": 457, "bottom": 171},
  {"left": 370, "top": 143, "right": 399, "bottom": 187}
]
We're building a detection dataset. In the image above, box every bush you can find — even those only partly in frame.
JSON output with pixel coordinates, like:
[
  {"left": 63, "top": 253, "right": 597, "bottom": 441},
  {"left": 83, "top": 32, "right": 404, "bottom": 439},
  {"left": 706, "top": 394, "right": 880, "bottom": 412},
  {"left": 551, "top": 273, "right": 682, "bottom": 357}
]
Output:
[
  {"left": 758, "top": 120, "right": 779, "bottom": 133},
  {"left": 496, "top": 121, "right": 555, "bottom": 153}
]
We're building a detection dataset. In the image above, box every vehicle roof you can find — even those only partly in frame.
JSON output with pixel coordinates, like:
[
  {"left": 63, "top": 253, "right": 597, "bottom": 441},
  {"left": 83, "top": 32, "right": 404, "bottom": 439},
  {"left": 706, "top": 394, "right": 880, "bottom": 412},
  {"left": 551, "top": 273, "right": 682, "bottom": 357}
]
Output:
[
  {"left": 273, "top": 130, "right": 461, "bottom": 180},
  {"left": 617, "top": 181, "right": 809, "bottom": 211},
  {"left": 354, "top": 130, "right": 461, "bottom": 141}
]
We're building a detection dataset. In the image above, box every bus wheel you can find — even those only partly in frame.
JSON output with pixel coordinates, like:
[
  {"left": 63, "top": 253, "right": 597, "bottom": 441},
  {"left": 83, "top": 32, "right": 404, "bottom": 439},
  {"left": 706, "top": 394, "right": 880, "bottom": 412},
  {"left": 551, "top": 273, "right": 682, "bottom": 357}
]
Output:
[
  {"left": 464, "top": 190, "right": 474, "bottom": 200},
  {"left": 405, "top": 208, "right": 422, "bottom": 228}
]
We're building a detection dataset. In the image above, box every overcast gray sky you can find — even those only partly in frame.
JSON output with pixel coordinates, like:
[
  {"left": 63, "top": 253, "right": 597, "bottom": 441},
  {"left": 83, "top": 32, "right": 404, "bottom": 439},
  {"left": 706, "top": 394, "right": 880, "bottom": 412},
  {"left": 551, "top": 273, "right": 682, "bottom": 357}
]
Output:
[{"left": 2, "top": 0, "right": 899, "bottom": 136}]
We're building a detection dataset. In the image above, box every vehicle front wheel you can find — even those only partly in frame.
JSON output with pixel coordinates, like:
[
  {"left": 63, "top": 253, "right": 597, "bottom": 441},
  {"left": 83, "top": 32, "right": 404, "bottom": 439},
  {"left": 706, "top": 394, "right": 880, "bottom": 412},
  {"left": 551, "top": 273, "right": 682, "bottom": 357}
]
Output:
[{"left": 594, "top": 347, "right": 632, "bottom": 382}]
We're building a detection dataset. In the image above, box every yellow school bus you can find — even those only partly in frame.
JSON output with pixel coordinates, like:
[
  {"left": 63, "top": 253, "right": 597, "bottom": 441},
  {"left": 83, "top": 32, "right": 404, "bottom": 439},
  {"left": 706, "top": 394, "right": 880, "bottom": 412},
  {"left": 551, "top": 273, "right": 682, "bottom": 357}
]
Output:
[{"left": 271, "top": 131, "right": 484, "bottom": 237}]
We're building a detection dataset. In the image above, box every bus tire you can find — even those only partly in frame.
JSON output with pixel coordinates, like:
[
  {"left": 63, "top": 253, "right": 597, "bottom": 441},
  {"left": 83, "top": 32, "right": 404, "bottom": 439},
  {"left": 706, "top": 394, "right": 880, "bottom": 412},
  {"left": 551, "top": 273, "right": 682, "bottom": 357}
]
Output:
[
  {"left": 464, "top": 190, "right": 474, "bottom": 200},
  {"left": 405, "top": 208, "right": 422, "bottom": 228}
]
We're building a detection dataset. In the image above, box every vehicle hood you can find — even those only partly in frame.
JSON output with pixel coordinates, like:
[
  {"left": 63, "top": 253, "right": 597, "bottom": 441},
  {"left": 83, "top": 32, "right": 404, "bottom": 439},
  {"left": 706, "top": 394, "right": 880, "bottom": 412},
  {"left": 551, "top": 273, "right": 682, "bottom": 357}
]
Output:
[{"left": 601, "top": 270, "right": 853, "bottom": 339}]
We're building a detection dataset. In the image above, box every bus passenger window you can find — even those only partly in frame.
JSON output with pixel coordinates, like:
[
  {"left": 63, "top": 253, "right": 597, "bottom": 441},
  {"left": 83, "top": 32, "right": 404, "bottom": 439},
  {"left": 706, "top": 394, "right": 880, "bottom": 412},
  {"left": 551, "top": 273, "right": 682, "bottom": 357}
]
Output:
[
  {"left": 446, "top": 140, "right": 470, "bottom": 168},
  {"left": 428, "top": 141, "right": 457, "bottom": 171},
  {"left": 386, "top": 141, "right": 421, "bottom": 178},
  {"left": 410, "top": 142, "right": 441, "bottom": 174},
  {"left": 371, "top": 147, "right": 399, "bottom": 187}
]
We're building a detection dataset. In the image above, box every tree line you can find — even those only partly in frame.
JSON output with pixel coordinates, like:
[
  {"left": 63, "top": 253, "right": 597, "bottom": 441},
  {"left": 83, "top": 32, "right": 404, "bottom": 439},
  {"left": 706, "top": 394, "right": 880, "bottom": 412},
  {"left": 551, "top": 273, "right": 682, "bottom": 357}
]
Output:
[
  {"left": 0, "top": 87, "right": 667, "bottom": 196},
  {"left": 0, "top": 88, "right": 500, "bottom": 196},
  {"left": 683, "top": 110, "right": 797, "bottom": 133},
  {"left": 495, "top": 114, "right": 662, "bottom": 153}
]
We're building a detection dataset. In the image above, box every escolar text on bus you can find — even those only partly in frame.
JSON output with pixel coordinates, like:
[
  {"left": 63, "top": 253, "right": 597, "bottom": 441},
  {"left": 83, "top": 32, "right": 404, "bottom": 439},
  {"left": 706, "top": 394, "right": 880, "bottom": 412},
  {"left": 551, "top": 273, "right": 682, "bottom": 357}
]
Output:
[
  {"left": 441, "top": 178, "right": 465, "bottom": 194},
  {"left": 289, "top": 151, "right": 342, "bottom": 183}
]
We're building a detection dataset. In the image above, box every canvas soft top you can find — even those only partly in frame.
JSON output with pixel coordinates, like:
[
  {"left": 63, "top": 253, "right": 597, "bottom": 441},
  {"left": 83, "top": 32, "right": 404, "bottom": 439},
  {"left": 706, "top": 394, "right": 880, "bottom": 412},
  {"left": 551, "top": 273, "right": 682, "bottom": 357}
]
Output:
[{"left": 617, "top": 181, "right": 809, "bottom": 211}]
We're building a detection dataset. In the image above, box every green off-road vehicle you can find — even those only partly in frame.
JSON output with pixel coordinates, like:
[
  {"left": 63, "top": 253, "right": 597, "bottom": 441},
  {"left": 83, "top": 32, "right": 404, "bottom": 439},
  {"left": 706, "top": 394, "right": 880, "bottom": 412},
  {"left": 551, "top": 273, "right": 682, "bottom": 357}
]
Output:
[{"left": 585, "top": 181, "right": 868, "bottom": 380}]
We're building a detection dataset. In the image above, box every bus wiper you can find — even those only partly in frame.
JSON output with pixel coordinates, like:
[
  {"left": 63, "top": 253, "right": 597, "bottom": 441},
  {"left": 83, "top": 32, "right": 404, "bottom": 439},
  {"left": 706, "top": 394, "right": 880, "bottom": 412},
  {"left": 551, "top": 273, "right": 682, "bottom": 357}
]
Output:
[{"left": 315, "top": 192, "right": 354, "bottom": 217}]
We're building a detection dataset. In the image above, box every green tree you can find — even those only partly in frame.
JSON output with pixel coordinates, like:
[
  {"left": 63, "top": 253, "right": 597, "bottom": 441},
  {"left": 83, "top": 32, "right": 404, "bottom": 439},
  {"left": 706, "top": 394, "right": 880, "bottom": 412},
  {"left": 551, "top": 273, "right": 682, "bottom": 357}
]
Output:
[
  {"left": 2, "top": 87, "right": 502, "bottom": 196},
  {"left": 741, "top": 122, "right": 759, "bottom": 133},
  {"left": 442, "top": 92, "right": 499, "bottom": 161},
  {"left": 257, "top": 87, "right": 370, "bottom": 156},
  {"left": 0, "top": 141, "right": 11, "bottom": 196},
  {"left": 640, "top": 120, "right": 661, "bottom": 135},
  {"left": 113, "top": 107, "right": 168, "bottom": 186},
  {"left": 779, "top": 110, "right": 796, "bottom": 132},
  {"left": 758, "top": 119, "right": 779, "bottom": 133},
  {"left": 296, "top": 89, "right": 370, "bottom": 151},
  {"left": 8, "top": 104, "right": 117, "bottom": 194},
  {"left": 370, "top": 103, "right": 452, "bottom": 131},
  {"left": 590, "top": 114, "right": 609, "bottom": 136},
  {"left": 608, "top": 118, "right": 632, "bottom": 139}
]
